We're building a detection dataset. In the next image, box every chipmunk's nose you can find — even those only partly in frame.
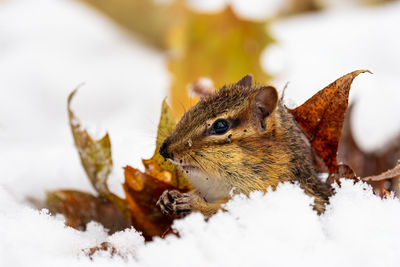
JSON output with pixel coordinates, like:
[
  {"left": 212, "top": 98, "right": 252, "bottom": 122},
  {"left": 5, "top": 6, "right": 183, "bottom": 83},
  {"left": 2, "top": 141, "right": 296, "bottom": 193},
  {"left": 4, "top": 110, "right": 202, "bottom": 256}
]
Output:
[{"left": 159, "top": 140, "right": 173, "bottom": 160}]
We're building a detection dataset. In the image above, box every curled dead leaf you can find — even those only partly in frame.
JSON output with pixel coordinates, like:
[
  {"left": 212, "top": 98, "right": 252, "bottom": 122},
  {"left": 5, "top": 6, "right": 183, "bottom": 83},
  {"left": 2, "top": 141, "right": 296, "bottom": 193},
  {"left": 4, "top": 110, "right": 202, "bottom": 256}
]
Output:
[
  {"left": 289, "top": 70, "right": 372, "bottom": 173},
  {"left": 123, "top": 166, "right": 180, "bottom": 240},
  {"left": 68, "top": 89, "right": 112, "bottom": 197},
  {"left": 46, "top": 89, "right": 132, "bottom": 234}
]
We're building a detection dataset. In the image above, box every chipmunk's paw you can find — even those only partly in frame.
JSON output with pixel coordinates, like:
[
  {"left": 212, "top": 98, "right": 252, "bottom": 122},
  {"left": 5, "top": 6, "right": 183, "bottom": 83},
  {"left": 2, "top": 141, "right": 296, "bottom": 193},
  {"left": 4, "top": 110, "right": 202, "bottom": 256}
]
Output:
[{"left": 157, "top": 190, "right": 202, "bottom": 217}]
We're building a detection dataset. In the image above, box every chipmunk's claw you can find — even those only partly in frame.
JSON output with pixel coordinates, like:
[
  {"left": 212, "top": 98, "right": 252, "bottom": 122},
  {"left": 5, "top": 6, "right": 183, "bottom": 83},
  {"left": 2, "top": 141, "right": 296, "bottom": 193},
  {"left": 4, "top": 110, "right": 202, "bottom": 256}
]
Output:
[
  {"left": 157, "top": 190, "right": 196, "bottom": 217},
  {"left": 174, "top": 193, "right": 196, "bottom": 216},
  {"left": 157, "top": 190, "right": 177, "bottom": 216}
]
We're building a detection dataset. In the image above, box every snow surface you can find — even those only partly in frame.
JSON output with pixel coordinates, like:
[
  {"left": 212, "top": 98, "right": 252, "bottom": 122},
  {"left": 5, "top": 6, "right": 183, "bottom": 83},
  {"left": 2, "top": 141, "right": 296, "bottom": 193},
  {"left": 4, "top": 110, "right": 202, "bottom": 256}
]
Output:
[{"left": 1, "top": 0, "right": 400, "bottom": 266}]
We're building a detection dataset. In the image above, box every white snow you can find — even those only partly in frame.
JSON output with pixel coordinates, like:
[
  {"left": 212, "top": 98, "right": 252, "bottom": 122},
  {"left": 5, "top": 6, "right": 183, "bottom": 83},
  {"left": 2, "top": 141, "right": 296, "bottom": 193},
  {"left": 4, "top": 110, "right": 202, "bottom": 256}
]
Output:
[
  {"left": 138, "top": 181, "right": 400, "bottom": 267},
  {"left": 1, "top": 0, "right": 400, "bottom": 266}
]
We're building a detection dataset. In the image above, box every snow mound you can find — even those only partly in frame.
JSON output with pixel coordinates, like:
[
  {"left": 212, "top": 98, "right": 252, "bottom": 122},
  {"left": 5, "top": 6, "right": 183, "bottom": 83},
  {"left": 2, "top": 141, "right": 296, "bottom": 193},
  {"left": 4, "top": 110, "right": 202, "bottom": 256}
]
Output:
[
  {"left": 3, "top": 181, "right": 400, "bottom": 266},
  {"left": 137, "top": 180, "right": 400, "bottom": 267}
]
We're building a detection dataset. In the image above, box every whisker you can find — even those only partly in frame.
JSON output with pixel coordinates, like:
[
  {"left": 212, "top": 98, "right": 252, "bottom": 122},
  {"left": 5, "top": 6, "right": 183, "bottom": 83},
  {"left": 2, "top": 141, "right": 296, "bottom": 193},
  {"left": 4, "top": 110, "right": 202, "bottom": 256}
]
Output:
[{"left": 186, "top": 152, "right": 206, "bottom": 172}]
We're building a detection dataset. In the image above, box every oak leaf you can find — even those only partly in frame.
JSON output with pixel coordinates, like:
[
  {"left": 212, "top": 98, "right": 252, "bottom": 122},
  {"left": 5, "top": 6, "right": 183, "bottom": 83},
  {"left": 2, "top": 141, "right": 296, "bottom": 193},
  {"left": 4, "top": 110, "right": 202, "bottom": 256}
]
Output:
[{"left": 288, "top": 70, "right": 371, "bottom": 173}]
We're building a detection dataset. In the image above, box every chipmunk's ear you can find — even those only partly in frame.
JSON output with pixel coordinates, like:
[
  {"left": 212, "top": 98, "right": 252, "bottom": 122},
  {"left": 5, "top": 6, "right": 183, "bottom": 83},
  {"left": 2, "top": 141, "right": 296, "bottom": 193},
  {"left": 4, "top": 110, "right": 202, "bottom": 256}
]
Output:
[
  {"left": 235, "top": 74, "right": 253, "bottom": 88},
  {"left": 251, "top": 86, "right": 278, "bottom": 131}
]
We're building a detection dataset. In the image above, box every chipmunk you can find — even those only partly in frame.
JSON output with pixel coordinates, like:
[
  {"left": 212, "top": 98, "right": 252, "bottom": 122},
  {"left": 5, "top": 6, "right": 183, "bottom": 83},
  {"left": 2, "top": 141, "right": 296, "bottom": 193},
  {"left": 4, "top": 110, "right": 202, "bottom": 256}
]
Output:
[{"left": 156, "top": 75, "right": 333, "bottom": 217}]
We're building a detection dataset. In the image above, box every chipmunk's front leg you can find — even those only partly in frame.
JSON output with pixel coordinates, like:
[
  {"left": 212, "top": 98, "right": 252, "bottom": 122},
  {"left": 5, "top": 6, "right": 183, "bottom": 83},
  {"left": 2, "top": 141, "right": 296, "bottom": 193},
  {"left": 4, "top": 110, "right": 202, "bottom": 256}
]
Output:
[{"left": 157, "top": 190, "right": 223, "bottom": 217}]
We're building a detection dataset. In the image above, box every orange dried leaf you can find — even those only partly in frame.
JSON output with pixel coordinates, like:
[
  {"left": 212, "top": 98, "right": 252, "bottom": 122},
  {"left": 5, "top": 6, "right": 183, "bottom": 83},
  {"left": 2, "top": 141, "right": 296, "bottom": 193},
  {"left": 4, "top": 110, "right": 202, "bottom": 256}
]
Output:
[
  {"left": 289, "top": 70, "right": 371, "bottom": 173},
  {"left": 46, "top": 190, "right": 131, "bottom": 234},
  {"left": 123, "top": 166, "right": 181, "bottom": 240}
]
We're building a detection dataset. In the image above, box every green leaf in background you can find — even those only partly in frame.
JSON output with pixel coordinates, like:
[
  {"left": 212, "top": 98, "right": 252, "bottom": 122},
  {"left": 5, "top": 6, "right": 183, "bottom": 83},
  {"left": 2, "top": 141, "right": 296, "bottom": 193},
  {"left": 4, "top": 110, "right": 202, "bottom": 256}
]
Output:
[{"left": 167, "top": 6, "right": 274, "bottom": 118}]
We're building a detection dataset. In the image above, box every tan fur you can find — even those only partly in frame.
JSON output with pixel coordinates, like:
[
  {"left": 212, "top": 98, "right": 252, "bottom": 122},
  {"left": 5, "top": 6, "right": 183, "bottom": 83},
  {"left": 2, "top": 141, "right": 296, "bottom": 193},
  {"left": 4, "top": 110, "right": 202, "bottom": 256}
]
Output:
[{"left": 160, "top": 77, "right": 333, "bottom": 216}]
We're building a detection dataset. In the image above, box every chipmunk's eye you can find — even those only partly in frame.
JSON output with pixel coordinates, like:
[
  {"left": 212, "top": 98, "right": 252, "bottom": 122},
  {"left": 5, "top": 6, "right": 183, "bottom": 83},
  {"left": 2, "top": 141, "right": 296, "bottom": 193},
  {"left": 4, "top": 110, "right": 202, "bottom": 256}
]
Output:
[{"left": 210, "top": 119, "right": 230, "bottom": 135}]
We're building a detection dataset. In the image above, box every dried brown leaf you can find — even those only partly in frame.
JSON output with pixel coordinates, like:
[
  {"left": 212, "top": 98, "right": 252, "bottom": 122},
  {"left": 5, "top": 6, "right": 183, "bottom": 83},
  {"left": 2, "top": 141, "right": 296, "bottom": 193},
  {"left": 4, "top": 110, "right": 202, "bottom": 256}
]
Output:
[
  {"left": 46, "top": 190, "right": 130, "bottom": 234},
  {"left": 46, "top": 90, "right": 132, "bottom": 232},
  {"left": 363, "top": 164, "right": 400, "bottom": 182},
  {"left": 289, "top": 70, "right": 371, "bottom": 173},
  {"left": 123, "top": 166, "right": 180, "bottom": 240},
  {"left": 68, "top": 89, "right": 112, "bottom": 197}
]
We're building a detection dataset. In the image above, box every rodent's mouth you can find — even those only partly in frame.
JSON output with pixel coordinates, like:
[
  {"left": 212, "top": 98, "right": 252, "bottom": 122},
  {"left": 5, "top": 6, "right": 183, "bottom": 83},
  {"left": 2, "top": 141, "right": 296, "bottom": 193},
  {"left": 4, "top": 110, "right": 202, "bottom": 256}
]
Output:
[
  {"left": 169, "top": 159, "right": 200, "bottom": 173},
  {"left": 180, "top": 165, "right": 199, "bottom": 172}
]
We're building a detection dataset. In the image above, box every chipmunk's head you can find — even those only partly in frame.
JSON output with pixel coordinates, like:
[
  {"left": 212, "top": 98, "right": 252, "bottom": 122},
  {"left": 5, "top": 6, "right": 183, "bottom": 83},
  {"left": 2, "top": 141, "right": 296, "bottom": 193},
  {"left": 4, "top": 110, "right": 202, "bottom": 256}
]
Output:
[{"left": 159, "top": 75, "right": 289, "bottom": 193}]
